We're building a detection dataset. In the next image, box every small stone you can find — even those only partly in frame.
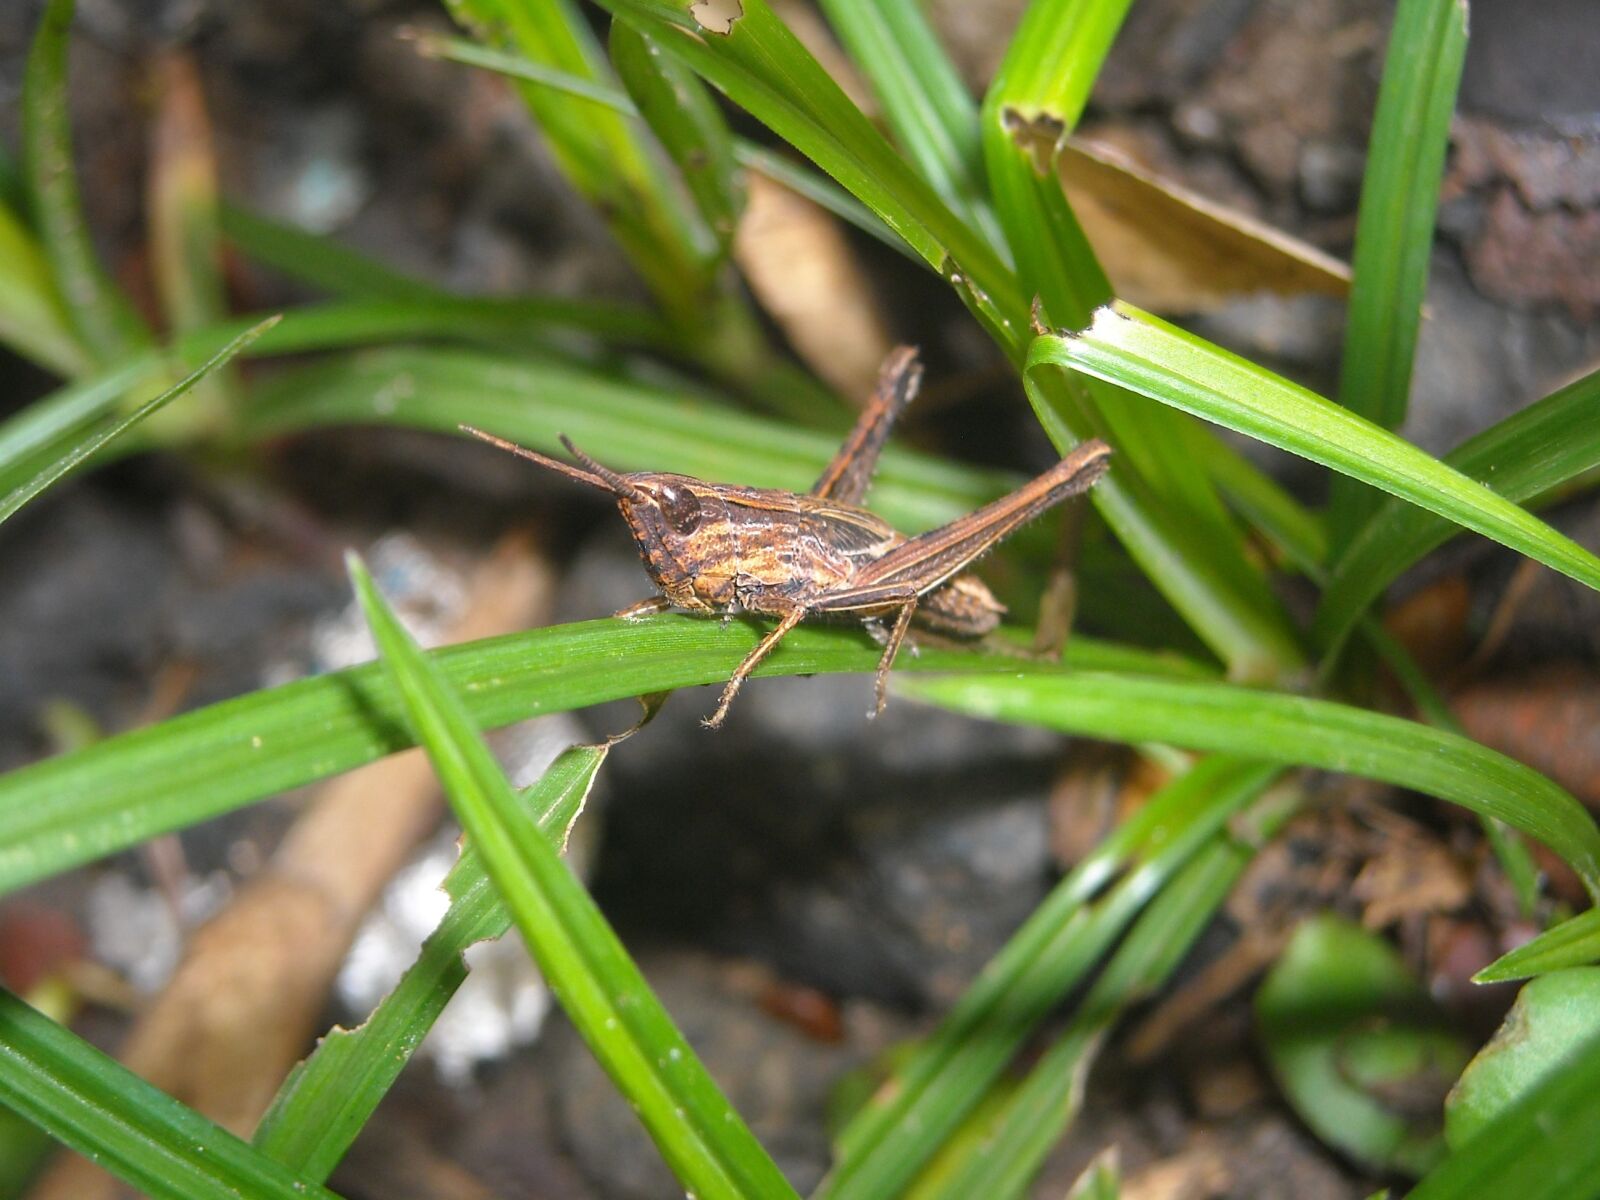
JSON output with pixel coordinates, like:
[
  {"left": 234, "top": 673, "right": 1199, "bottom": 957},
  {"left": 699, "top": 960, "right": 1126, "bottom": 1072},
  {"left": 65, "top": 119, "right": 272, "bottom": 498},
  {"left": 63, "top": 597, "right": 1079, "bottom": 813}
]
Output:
[{"left": 1298, "top": 139, "right": 1366, "bottom": 214}]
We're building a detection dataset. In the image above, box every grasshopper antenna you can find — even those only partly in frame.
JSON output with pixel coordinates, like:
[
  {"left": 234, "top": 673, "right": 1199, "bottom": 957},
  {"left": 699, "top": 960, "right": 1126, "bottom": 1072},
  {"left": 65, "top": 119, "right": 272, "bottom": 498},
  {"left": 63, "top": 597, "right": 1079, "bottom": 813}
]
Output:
[
  {"left": 459, "top": 425, "right": 644, "bottom": 500},
  {"left": 558, "top": 435, "right": 646, "bottom": 502}
]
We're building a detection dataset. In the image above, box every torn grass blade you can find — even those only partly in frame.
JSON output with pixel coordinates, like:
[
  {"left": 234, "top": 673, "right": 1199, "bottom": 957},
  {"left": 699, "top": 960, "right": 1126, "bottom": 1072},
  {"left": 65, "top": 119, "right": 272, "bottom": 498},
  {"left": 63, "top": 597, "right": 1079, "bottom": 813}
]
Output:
[
  {"left": 254, "top": 744, "right": 605, "bottom": 1181},
  {"left": 0, "top": 315, "right": 278, "bottom": 526},
  {"left": 348, "top": 556, "right": 798, "bottom": 1200}
]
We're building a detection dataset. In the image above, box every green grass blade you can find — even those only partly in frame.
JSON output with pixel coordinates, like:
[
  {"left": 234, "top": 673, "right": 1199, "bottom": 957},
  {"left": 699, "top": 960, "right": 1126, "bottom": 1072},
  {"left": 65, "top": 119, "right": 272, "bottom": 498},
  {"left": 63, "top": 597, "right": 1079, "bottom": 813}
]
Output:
[
  {"left": 1204, "top": 437, "right": 1542, "bottom": 914},
  {"left": 221, "top": 206, "right": 671, "bottom": 344},
  {"left": 1023, "top": 368, "right": 1306, "bottom": 680},
  {"left": 221, "top": 204, "right": 446, "bottom": 301},
  {"left": 926, "top": 790, "right": 1296, "bottom": 1198},
  {"left": 413, "top": 30, "right": 922, "bottom": 264},
  {"left": 0, "top": 620, "right": 1199, "bottom": 897},
  {"left": 445, "top": 0, "right": 717, "bottom": 322},
  {"left": 590, "top": 0, "right": 1028, "bottom": 347},
  {"left": 1203, "top": 434, "right": 1331, "bottom": 571},
  {"left": 980, "top": 0, "right": 1129, "bottom": 323},
  {"left": 1038, "top": 306, "right": 1600, "bottom": 609},
  {"left": 0, "top": 199, "right": 87, "bottom": 376},
  {"left": 350, "top": 555, "right": 798, "bottom": 1200},
  {"left": 895, "top": 670, "right": 1600, "bottom": 900},
  {"left": 225, "top": 293, "right": 672, "bottom": 351},
  {"left": 978, "top": 0, "right": 1301, "bottom": 681},
  {"left": 611, "top": 22, "right": 744, "bottom": 249},
  {"left": 732, "top": 142, "right": 919, "bottom": 263},
  {"left": 253, "top": 744, "right": 605, "bottom": 1181},
  {"left": 1327, "top": 0, "right": 1469, "bottom": 549},
  {"left": 0, "top": 316, "right": 277, "bottom": 525},
  {"left": 0, "top": 988, "right": 341, "bottom": 1200},
  {"left": 0, "top": 302, "right": 665, "bottom": 500},
  {"left": 1316, "top": 366, "right": 1600, "bottom": 653},
  {"left": 1066, "top": 1151, "right": 1122, "bottom": 1200},
  {"left": 412, "top": 28, "right": 640, "bottom": 112},
  {"left": 21, "top": 0, "right": 150, "bottom": 363},
  {"left": 238, "top": 345, "right": 1012, "bottom": 535},
  {"left": 822, "top": 758, "right": 1279, "bottom": 1199},
  {"left": 1405, "top": 1028, "right": 1600, "bottom": 1200},
  {"left": 981, "top": 0, "right": 1133, "bottom": 135},
  {"left": 1475, "top": 910, "right": 1600, "bottom": 984},
  {"left": 816, "top": 0, "right": 999, "bottom": 247},
  {"left": 0, "top": 359, "right": 151, "bottom": 497}
]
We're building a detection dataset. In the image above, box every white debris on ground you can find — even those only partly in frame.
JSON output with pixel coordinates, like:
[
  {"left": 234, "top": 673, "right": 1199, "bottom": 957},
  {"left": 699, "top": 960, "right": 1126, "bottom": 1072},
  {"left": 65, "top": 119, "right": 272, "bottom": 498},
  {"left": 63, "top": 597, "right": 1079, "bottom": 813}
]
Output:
[{"left": 86, "top": 871, "right": 232, "bottom": 994}]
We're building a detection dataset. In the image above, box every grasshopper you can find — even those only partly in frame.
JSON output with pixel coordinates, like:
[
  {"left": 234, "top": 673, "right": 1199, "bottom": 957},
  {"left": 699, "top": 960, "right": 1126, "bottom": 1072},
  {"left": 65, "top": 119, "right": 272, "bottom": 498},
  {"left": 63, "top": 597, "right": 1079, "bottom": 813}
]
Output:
[{"left": 463, "top": 348, "right": 1112, "bottom": 727}]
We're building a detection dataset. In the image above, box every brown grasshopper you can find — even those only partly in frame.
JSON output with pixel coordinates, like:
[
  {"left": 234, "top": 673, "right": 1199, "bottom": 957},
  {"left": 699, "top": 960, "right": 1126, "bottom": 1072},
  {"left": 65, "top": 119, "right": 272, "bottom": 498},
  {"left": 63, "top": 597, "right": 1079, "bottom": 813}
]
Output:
[{"left": 463, "top": 347, "right": 1111, "bottom": 727}]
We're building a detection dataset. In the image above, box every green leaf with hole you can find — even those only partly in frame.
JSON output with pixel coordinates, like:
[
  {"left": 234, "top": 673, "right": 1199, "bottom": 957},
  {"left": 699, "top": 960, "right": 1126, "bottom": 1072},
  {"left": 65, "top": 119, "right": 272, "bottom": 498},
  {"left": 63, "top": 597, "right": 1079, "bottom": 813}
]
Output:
[
  {"left": 253, "top": 744, "right": 603, "bottom": 1180},
  {"left": 1406, "top": 1026, "right": 1600, "bottom": 1200},
  {"left": 978, "top": 0, "right": 1302, "bottom": 682},
  {"left": 1447, "top": 969, "right": 1600, "bottom": 1151},
  {"left": 350, "top": 554, "right": 798, "bottom": 1200},
  {"left": 0, "top": 988, "right": 340, "bottom": 1200}
]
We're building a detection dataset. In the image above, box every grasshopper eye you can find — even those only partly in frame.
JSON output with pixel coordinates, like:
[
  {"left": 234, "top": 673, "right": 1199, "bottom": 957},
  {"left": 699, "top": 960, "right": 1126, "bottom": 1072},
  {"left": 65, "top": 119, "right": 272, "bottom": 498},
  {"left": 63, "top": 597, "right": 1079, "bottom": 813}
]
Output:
[{"left": 659, "top": 485, "right": 702, "bottom": 534}]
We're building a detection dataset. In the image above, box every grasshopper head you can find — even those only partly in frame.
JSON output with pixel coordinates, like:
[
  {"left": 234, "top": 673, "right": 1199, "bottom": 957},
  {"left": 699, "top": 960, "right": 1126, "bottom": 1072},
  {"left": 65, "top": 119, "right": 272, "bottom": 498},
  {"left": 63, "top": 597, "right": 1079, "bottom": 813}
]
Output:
[{"left": 459, "top": 426, "right": 722, "bottom": 604}]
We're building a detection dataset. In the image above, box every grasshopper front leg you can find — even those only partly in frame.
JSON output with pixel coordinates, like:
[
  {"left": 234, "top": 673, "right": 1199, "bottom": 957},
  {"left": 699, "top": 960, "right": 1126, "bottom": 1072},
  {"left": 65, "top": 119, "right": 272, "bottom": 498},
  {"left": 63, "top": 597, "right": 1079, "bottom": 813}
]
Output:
[
  {"left": 703, "top": 605, "right": 808, "bottom": 729},
  {"left": 615, "top": 595, "right": 672, "bottom": 621}
]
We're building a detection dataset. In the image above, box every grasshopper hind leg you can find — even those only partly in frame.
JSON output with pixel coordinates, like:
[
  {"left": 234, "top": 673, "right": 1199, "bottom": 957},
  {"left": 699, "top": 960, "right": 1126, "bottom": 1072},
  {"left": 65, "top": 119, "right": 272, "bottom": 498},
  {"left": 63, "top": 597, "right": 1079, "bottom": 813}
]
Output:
[{"left": 870, "top": 598, "right": 919, "bottom": 718}]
